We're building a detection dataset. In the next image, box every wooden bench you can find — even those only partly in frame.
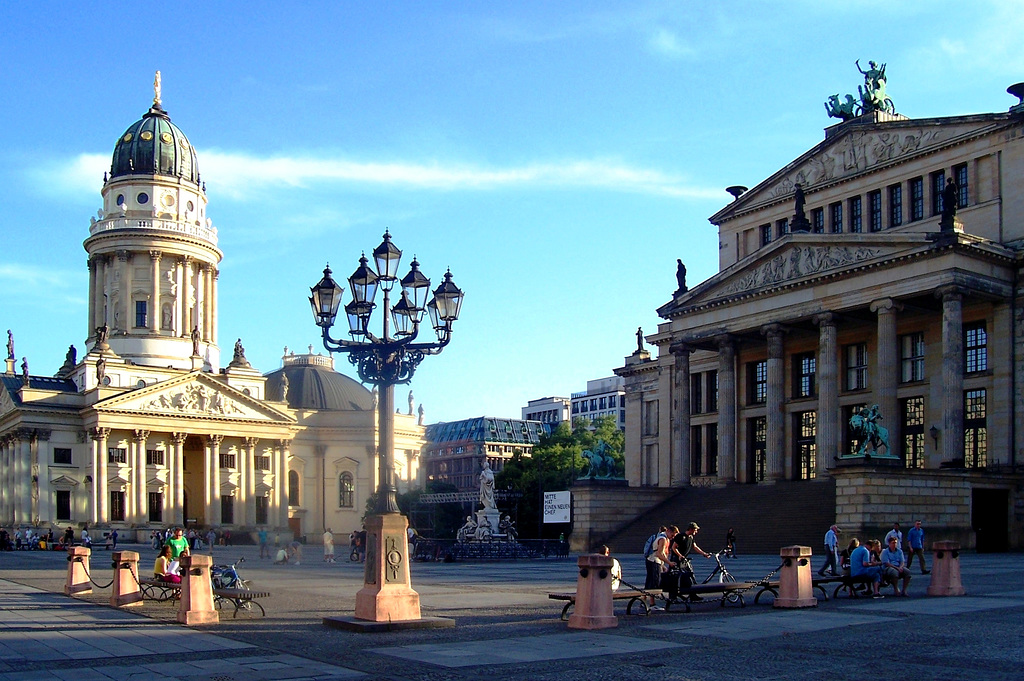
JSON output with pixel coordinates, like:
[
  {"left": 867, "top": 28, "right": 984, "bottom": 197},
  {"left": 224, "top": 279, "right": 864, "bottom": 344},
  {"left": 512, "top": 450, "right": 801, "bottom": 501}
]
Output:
[
  {"left": 139, "top": 577, "right": 181, "bottom": 602},
  {"left": 548, "top": 590, "right": 661, "bottom": 621},
  {"left": 664, "top": 582, "right": 758, "bottom": 612},
  {"left": 213, "top": 587, "right": 270, "bottom": 618}
]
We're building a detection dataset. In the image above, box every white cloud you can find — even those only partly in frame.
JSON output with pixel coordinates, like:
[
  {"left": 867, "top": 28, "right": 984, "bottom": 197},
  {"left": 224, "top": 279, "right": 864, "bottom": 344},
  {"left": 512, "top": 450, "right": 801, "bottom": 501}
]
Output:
[
  {"left": 648, "top": 28, "right": 694, "bottom": 59},
  {"left": 30, "top": 150, "right": 722, "bottom": 202}
]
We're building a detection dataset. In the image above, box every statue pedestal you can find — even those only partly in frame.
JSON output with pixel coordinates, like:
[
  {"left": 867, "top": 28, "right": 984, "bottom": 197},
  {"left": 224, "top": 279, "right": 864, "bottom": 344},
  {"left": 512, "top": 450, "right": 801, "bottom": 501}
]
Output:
[
  {"left": 475, "top": 508, "right": 501, "bottom": 539},
  {"left": 325, "top": 513, "right": 454, "bottom": 632}
]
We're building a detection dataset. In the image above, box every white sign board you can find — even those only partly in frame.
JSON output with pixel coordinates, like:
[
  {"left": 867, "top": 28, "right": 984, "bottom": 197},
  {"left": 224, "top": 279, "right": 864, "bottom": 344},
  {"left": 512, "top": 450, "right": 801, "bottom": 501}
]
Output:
[{"left": 543, "top": 490, "right": 571, "bottom": 523}]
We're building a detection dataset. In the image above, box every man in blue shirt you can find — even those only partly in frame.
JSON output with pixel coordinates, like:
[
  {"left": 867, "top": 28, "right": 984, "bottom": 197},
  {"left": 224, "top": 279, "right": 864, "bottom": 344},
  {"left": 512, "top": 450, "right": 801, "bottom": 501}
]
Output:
[
  {"left": 906, "top": 520, "right": 930, "bottom": 574},
  {"left": 817, "top": 525, "right": 840, "bottom": 577},
  {"left": 881, "top": 536, "right": 912, "bottom": 596},
  {"left": 850, "top": 538, "right": 884, "bottom": 598}
]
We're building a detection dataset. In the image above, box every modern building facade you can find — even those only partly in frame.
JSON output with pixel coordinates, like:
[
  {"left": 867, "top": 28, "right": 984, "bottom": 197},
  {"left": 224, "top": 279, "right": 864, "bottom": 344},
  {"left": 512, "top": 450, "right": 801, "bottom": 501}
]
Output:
[
  {"left": 521, "top": 396, "right": 571, "bottom": 427},
  {"left": 423, "top": 417, "right": 549, "bottom": 493},
  {"left": 616, "top": 84, "right": 1024, "bottom": 550},
  {"left": 571, "top": 376, "right": 626, "bottom": 430},
  {"left": 0, "top": 86, "right": 424, "bottom": 541}
]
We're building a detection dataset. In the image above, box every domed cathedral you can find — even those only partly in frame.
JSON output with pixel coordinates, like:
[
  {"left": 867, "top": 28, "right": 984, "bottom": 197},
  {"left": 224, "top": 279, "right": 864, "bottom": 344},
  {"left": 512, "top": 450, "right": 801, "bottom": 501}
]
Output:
[
  {"left": 0, "top": 76, "right": 426, "bottom": 543},
  {"left": 87, "top": 72, "right": 220, "bottom": 372}
]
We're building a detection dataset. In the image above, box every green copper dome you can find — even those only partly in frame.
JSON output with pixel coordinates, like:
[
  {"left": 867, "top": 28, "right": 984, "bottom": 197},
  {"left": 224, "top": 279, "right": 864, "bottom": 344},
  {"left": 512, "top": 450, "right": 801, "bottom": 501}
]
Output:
[{"left": 110, "top": 104, "right": 200, "bottom": 184}]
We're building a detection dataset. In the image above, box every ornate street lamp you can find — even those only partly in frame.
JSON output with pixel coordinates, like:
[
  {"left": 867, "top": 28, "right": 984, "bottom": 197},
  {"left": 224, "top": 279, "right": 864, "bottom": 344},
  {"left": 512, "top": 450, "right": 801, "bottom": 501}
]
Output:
[{"left": 310, "top": 230, "right": 463, "bottom": 625}]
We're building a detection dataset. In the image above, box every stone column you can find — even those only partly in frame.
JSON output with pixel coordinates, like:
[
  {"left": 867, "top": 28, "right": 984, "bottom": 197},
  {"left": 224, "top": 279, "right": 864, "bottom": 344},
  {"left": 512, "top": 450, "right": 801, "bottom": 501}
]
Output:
[
  {"left": 171, "top": 432, "right": 186, "bottom": 525},
  {"left": 204, "top": 265, "right": 214, "bottom": 342},
  {"left": 278, "top": 440, "right": 291, "bottom": 530},
  {"left": 12, "top": 430, "right": 31, "bottom": 525},
  {"left": 174, "top": 258, "right": 184, "bottom": 337},
  {"left": 133, "top": 430, "right": 149, "bottom": 525},
  {"left": 762, "top": 324, "right": 787, "bottom": 480},
  {"left": 87, "top": 257, "right": 98, "bottom": 338},
  {"left": 871, "top": 298, "right": 902, "bottom": 459},
  {"left": 93, "top": 256, "right": 108, "bottom": 334},
  {"left": 814, "top": 313, "right": 838, "bottom": 475},
  {"left": 195, "top": 264, "right": 206, "bottom": 342},
  {"left": 0, "top": 438, "right": 9, "bottom": 523},
  {"left": 245, "top": 437, "right": 258, "bottom": 526},
  {"left": 35, "top": 429, "right": 51, "bottom": 523},
  {"left": 149, "top": 251, "right": 161, "bottom": 333},
  {"left": 670, "top": 342, "right": 691, "bottom": 486},
  {"left": 939, "top": 288, "right": 965, "bottom": 463},
  {"left": 116, "top": 250, "right": 130, "bottom": 333},
  {"left": 208, "top": 435, "right": 223, "bottom": 526},
  {"left": 182, "top": 257, "right": 193, "bottom": 336},
  {"left": 718, "top": 338, "right": 737, "bottom": 482},
  {"left": 91, "top": 428, "right": 110, "bottom": 525}
]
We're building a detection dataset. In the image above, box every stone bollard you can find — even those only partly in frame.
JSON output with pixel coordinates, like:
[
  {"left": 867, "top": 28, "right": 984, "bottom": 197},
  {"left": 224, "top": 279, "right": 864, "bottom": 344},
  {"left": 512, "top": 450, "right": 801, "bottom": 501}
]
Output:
[
  {"left": 568, "top": 553, "right": 617, "bottom": 630},
  {"left": 926, "top": 541, "right": 966, "bottom": 597},
  {"left": 64, "top": 546, "right": 92, "bottom": 596},
  {"left": 176, "top": 554, "right": 219, "bottom": 625},
  {"left": 774, "top": 545, "right": 817, "bottom": 608},
  {"left": 110, "top": 551, "right": 143, "bottom": 607}
]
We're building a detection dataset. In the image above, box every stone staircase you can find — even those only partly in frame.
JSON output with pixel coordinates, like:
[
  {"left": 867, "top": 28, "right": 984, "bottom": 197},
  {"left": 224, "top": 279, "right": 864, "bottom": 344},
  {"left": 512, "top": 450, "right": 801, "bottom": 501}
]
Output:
[{"left": 602, "top": 478, "right": 836, "bottom": 556}]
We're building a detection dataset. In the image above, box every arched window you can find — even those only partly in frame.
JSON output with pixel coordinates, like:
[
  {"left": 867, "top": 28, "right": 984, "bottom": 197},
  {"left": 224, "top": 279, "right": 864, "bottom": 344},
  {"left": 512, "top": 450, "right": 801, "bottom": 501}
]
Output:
[
  {"left": 339, "top": 472, "right": 354, "bottom": 508},
  {"left": 287, "top": 470, "right": 299, "bottom": 507}
]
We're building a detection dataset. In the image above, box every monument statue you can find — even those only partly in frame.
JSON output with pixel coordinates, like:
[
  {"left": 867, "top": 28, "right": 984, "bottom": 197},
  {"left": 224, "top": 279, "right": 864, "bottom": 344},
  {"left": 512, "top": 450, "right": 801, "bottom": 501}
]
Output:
[
  {"left": 940, "top": 178, "right": 959, "bottom": 230},
  {"left": 479, "top": 460, "right": 496, "bottom": 510},
  {"left": 58, "top": 345, "right": 77, "bottom": 376},
  {"left": 849, "top": 404, "right": 890, "bottom": 457},
  {"left": 417, "top": 403, "right": 425, "bottom": 425},
  {"left": 96, "top": 356, "right": 106, "bottom": 383},
  {"left": 635, "top": 327, "right": 644, "bottom": 353},
  {"left": 20, "top": 357, "right": 28, "bottom": 384},
  {"left": 231, "top": 338, "right": 250, "bottom": 366},
  {"left": 6, "top": 330, "right": 13, "bottom": 360},
  {"left": 825, "top": 93, "right": 858, "bottom": 121},
  {"left": 190, "top": 326, "right": 200, "bottom": 356},
  {"left": 407, "top": 390, "right": 414, "bottom": 415},
  {"left": 96, "top": 324, "right": 109, "bottom": 347},
  {"left": 457, "top": 516, "right": 477, "bottom": 543},
  {"left": 791, "top": 183, "right": 811, "bottom": 232},
  {"left": 280, "top": 373, "right": 289, "bottom": 401},
  {"left": 825, "top": 60, "right": 894, "bottom": 120},
  {"left": 675, "top": 259, "right": 687, "bottom": 293},
  {"left": 579, "top": 440, "right": 622, "bottom": 480}
]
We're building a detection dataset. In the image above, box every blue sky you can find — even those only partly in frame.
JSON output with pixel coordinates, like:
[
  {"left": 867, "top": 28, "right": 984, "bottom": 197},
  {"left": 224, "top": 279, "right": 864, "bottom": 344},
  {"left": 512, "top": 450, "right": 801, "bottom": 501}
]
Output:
[{"left": 2, "top": 2, "right": 1022, "bottom": 423}]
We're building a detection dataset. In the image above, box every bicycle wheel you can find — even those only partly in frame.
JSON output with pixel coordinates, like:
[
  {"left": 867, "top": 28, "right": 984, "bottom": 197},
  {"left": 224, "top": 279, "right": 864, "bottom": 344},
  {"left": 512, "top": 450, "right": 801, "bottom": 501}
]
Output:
[{"left": 721, "top": 572, "right": 737, "bottom": 583}]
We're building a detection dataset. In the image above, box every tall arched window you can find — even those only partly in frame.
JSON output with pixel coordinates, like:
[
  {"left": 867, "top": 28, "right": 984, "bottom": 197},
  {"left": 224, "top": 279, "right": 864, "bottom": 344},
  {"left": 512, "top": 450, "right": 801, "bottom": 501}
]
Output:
[
  {"left": 339, "top": 472, "right": 354, "bottom": 508},
  {"left": 287, "top": 470, "right": 299, "bottom": 507}
]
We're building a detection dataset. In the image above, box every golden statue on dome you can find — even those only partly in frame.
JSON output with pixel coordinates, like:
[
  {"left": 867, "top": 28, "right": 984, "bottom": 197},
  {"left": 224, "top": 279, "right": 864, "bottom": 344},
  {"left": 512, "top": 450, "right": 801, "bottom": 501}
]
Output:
[{"left": 153, "top": 70, "right": 162, "bottom": 108}]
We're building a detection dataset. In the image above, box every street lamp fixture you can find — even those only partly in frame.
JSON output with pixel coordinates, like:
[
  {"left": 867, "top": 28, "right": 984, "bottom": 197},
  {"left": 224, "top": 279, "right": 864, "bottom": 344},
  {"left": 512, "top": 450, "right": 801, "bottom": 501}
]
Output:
[
  {"left": 309, "top": 229, "right": 464, "bottom": 515},
  {"left": 310, "top": 230, "right": 463, "bottom": 626}
]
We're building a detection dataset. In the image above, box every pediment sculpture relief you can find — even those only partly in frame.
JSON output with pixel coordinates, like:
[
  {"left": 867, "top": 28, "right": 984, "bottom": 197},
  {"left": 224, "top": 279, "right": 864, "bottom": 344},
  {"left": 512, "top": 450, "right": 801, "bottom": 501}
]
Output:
[
  {"left": 717, "top": 245, "right": 880, "bottom": 297},
  {"left": 141, "top": 383, "right": 245, "bottom": 416},
  {"left": 768, "top": 128, "right": 943, "bottom": 200}
]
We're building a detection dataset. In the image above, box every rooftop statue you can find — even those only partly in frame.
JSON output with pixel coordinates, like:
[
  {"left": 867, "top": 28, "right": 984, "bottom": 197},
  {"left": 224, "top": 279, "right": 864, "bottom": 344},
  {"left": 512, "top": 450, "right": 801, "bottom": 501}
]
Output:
[
  {"left": 6, "top": 330, "right": 13, "bottom": 360},
  {"left": 635, "top": 326, "right": 645, "bottom": 353},
  {"left": 675, "top": 259, "right": 688, "bottom": 293},
  {"left": 825, "top": 60, "right": 895, "bottom": 120},
  {"left": 940, "top": 178, "right": 960, "bottom": 231}
]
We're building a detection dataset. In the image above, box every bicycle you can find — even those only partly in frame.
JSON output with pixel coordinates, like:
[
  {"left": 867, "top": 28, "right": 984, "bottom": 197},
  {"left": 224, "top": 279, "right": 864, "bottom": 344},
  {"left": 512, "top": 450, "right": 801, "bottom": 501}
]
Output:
[
  {"left": 212, "top": 557, "right": 251, "bottom": 590},
  {"left": 701, "top": 550, "right": 738, "bottom": 585}
]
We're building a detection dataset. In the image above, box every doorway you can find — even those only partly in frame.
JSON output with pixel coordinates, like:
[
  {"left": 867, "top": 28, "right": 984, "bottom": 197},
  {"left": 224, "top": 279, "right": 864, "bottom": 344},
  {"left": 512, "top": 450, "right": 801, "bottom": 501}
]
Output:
[
  {"left": 972, "top": 488, "right": 1008, "bottom": 552},
  {"left": 288, "top": 517, "right": 302, "bottom": 541}
]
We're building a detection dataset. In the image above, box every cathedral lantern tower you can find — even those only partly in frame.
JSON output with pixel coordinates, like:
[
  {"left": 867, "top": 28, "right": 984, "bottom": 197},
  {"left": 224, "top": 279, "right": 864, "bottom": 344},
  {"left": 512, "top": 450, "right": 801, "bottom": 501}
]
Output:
[{"left": 84, "top": 72, "right": 223, "bottom": 370}]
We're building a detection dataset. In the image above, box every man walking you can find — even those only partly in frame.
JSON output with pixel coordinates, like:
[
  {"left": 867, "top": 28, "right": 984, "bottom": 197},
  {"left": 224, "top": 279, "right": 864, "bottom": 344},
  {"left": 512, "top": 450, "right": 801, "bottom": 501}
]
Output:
[
  {"left": 323, "top": 528, "right": 335, "bottom": 563},
  {"left": 906, "top": 520, "right": 930, "bottom": 574},
  {"left": 817, "top": 525, "right": 840, "bottom": 577}
]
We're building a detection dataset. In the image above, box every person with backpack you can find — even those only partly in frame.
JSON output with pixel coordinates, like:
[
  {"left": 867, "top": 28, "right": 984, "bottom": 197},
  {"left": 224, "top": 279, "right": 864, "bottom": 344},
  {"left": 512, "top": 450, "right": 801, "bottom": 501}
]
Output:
[{"left": 643, "top": 526, "right": 669, "bottom": 610}]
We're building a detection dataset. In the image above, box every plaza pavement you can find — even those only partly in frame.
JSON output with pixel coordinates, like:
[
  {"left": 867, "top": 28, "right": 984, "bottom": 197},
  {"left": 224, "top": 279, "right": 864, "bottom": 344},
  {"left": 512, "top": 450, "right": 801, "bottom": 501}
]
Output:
[{"left": 1, "top": 543, "right": 1022, "bottom": 680}]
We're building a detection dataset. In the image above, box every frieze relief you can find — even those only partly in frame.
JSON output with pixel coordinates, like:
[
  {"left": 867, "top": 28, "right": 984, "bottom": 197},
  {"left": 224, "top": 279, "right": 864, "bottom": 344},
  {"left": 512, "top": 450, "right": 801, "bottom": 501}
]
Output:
[
  {"left": 717, "top": 245, "right": 880, "bottom": 297},
  {"left": 769, "top": 128, "right": 943, "bottom": 200},
  {"left": 141, "top": 383, "right": 245, "bottom": 416}
]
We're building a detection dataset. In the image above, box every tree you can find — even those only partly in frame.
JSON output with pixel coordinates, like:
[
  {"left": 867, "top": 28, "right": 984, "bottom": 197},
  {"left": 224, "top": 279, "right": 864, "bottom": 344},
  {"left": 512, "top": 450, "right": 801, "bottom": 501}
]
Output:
[{"left": 494, "top": 416, "right": 624, "bottom": 539}]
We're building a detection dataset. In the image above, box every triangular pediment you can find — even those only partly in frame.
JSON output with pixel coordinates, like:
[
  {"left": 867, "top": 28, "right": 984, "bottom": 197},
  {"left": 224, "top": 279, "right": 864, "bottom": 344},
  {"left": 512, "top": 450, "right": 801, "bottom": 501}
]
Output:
[
  {"left": 50, "top": 474, "right": 80, "bottom": 489},
  {"left": 662, "top": 233, "right": 932, "bottom": 315},
  {"left": 93, "top": 372, "right": 296, "bottom": 424},
  {"left": 712, "top": 113, "right": 1013, "bottom": 223}
]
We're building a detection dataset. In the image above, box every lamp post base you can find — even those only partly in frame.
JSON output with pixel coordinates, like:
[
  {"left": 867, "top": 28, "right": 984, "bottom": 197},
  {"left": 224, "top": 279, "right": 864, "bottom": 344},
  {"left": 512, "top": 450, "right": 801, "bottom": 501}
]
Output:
[{"left": 354, "top": 513, "right": 422, "bottom": 622}]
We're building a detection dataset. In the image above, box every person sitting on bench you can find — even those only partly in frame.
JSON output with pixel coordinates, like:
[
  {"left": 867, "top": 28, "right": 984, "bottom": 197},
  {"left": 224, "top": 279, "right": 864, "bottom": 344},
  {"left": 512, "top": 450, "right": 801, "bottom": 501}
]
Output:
[
  {"left": 154, "top": 545, "right": 181, "bottom": 584},
  {"left": 881, "top": 536, "right": 912, "bottom": 596},
  {"left": 850, "top": 538, "right": 885, "bottom": 598}
]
